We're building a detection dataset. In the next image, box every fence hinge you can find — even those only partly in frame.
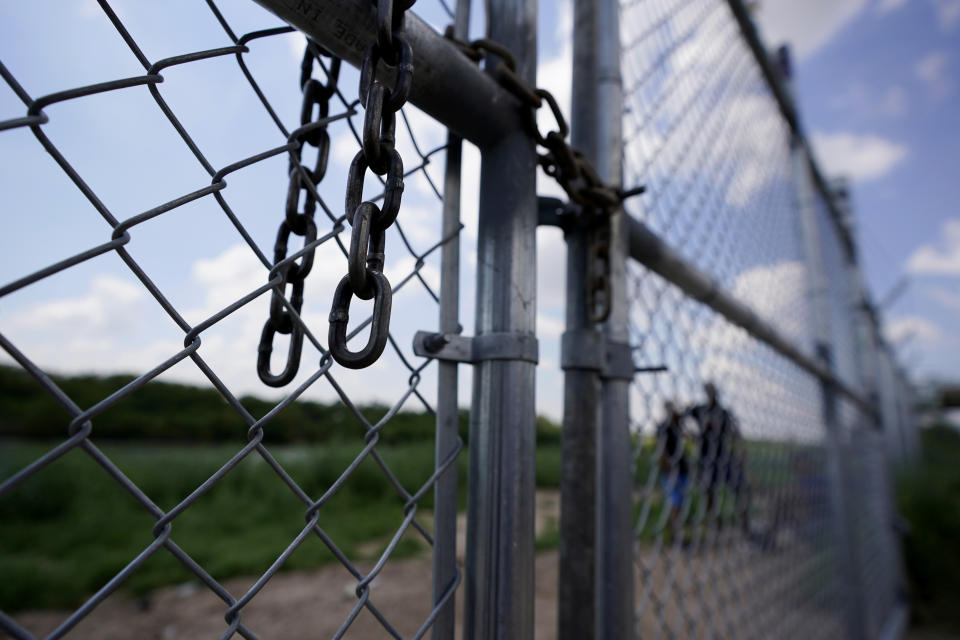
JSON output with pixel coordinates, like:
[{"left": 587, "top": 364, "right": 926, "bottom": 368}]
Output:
[
  {"left": 413, "top": 331, "right": 539, "bottom": 364},
  {"left": 560, "top": 330, "right": 657, "bottom": 380}
]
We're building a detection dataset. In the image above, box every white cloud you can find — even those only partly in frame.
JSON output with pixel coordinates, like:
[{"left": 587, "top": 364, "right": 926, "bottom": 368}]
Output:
[
  {"left": 622, "top": 2, "right": 796, "bottom": 210},
  {"left": 191, "top": 244, "right": 266, "bottom": 312},
  {"left": 330, "top": 128, "right": 359, "bottom": 168},
  {"left": 536, "top": 312, "right": 564, "bottom": 338},
  {"left": 879, "top": 86, "right": 908, "bottom": 116},
  {"left": 810, "top": 131, "right": 908, "bottom": 181},
  {"left": 915, "top": 50, "right": 951, "bottom": 98},
  {"left": 79, "top": 0, "right": 100, "bottom": 18},
  {"left": 537, "top": 227, "right": 567, "bottom": 309},
  {"left": 5, "top": 275, "right": 145, "bottom": 336},
  {"left": 913, "top": 51, "right": 951, "bottom": 100},
  {"left": 1, "top": 275, "right": 185, "bottom": 377},
  {"left": 885, "top": 315, "right": 943, "bottom": 343},
  {"left": 829, "top": 84, "right": 907, "bottom": 117},
  {"left": 876, "top": 0, "right": 910, "bottom": 13},
  {"left": 927, "top": 285, "right": 960, "bottom": 311},
  {"left": 723, "top": 94, "right": 793, "bottom": 206},
  {"left": 932, "top": 0, "right": 960, "bottom": 30},
  {"left": 916, "top": 51, "right": 948, "bottom": 82},
  {"left": 907, "top": 219, "right": 960, "bottom": 275},
  {"left": 754, "top": 0, "right": 868, "bottom": 59},
  {"left": 286, "top": 31, "right": 308, "bottom": 63},
  {"left": 830, "top": 83, "right": 870, "bottom": 111},
  {"left": 651, "top": 260, "right": 824, "bottom": 442},
  {"left": 535, "top": 2, "right": 572, "bottom": 147}
]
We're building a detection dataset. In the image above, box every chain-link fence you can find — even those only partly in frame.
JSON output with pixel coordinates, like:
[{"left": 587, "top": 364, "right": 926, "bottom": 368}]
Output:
[
  {"left": 620, "top": 0, "right": 912, "bottom": 638},
  {"left": 1, "top": 1, "right": 466, "bottom": 637},
  {"left": 1, "top": 0, "right": 915, "bottom": 638}
]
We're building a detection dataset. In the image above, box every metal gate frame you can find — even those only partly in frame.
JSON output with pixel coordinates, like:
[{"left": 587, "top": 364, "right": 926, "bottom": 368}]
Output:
[
  {"left": 0, "top": 0, "right": 916, "bottom": 636},
  {"left": 253, "top": 1, "right": 542, "bottom": 637},
  {"left": 256, "top": 1, "right": 913, "bottom": 638}
]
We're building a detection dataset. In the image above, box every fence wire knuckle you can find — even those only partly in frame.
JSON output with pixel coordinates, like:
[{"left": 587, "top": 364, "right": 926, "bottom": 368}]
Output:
[
  {"left": 0, "top": 0, "right": 915, "bottom": 638},
  {"left": 620, "top": 3, "right": 910, "bottom": 638},
  {"left": 0, "top": 0, "right": 463, "bottom": 637}
]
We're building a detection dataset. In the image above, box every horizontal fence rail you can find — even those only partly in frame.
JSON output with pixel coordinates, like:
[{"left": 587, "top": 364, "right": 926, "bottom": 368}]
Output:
[
  {"left": 616, "top": 0, "right": 913, "bottom": 638},
  {"left": 625, "top": 215, "right": 875, "bottom": 415},
  {"left": 251, "top": 0, "right": 525, "bottom": 148},
  {"left": 0, "top": 0, "right": 916, "bottom": 639}
]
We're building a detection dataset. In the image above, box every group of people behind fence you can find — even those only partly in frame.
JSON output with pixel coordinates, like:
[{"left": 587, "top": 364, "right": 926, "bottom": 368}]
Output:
[{"left": 655, "top": 382, "right": 748, "bottom": 533}]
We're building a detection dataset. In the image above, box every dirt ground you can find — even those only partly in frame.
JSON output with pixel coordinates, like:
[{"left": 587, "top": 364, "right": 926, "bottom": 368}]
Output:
[
  {"left": 9, "top": 552, "right": 564, "bottom": 640},
  {"left": 3, "top": 490, "right": 861, "bottom": 639},
  {"left": 6, "top": 491, "right": 564, "bottom": 640}
]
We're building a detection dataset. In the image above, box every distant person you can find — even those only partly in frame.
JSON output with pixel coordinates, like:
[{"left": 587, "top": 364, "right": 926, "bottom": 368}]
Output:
[
  {"left": 790, "top": 450, "right": 825, "bottom": 545},
  {"left": 687, "top": 382, "right": 742, "bottom": 516},
  {"left": 656, "top": 401, "right": 690, "bottom": 533}
]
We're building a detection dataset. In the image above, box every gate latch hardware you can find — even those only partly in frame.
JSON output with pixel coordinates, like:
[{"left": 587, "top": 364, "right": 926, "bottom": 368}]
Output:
[
  {"left": 413, "top": 331, "right": 539, "bottom": 364},
  {"left": 560, "top": 330, "right": 667, "bottom": 379}
]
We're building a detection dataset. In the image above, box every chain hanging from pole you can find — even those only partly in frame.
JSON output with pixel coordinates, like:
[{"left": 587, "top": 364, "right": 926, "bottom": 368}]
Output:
[
  {"left": 444, "top": 29, "right": 644, "bottom": 324},
  {"left": 257, "top": 42, "right": 341, "bottom": 386},
  {"left": 328, "top": 0, "right": 416, "bottom": 369}
]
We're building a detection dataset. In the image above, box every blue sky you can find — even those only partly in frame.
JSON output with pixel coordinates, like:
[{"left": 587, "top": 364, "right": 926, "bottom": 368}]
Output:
[
  {"left": 752, "top": 0, "right": 960, "bottom": 383},
  {"left": 0, "top": 0, "right": 956, "bottom": 426}
]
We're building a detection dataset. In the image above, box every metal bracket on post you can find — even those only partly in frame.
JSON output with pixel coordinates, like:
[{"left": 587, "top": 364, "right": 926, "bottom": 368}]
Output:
[
  {"left": 560, "top": 330, "right": 664, "bottom": 380},
  {"left": 604, "top": 342, "right": 641, "bottom": 380},
  {"left": 414, "top": 330, "right": 539, "bottom": 364},
  {"left": 537, "top": 196, "right": 580, "bottom": 231}
]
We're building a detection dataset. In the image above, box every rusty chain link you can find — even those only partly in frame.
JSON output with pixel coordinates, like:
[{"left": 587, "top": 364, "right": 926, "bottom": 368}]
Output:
[
  {"left": 0, "top": 2, "right": 916, "bottom": 637},
  {"left": 444, "top": 28, "right": 647, "bottom": 213},
  {"left": 257, "top": 41, "right": 341, "bottom": 386},
  {"left": 328, "top": 0, "right": 416, "bottom": 369},
  {"left": 443, "top": 27, "right": 644, "bottom": 323}
]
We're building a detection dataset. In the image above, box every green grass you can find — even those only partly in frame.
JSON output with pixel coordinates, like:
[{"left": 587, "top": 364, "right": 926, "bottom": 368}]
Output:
[
  {"left": 0, "top": 439, "right": 563, "bottom": 611},
  {"left": 896, "top": 424, "right": 960, "bottom": 633}
]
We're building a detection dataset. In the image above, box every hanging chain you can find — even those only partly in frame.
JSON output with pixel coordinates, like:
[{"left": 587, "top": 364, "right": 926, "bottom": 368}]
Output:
[
  {"left": 444, "top": 29, "right": 645, "bottom": 323},
  {"left": 328, "top": 0, "right": 416, "bottom": 369},
  {"left": 444, "top": 29, "right": 646, "bottom": 210},
  {"left": 257, "top": 42, "right": 341, "bottom": 386}
]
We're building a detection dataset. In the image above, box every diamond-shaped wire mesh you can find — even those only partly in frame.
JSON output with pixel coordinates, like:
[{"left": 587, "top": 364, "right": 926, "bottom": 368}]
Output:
[
  {"left": 1, "top": 0, "right": 918, "bottom": 637},
  {"left": 620, "top": 0, "right": 908, "bottom": 637},
  {"left": 0, "top": 1, "right": 462, "bottom": 637}
]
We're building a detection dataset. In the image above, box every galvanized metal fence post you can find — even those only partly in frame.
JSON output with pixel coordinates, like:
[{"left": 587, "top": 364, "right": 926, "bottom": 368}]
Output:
[
  {"left": 841, "top": 204, "right": 910, "bottom": 639},
  {"left": 463, "top": 1, "right": 539, "bottom": 638},
  {"left": 2, "top": 1, "right": 922, "bottom": 637},
  {"left": 591, "top": 0, "right": 636, "bottom": 636},
  {"left": 791, "top": 132, "right": 867, "bottom": 640},
  {"left": 557, "top": 1, "right": 604, "bottom": 637},
  {"left": 433, "top": 2, "right": 471, "bottom": 637}
]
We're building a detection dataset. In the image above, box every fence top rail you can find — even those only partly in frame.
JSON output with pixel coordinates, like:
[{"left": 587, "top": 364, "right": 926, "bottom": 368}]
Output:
[
  {"left": 725, "top": 0, "right": 857, "bottom": 262},
  {"left": 251, "top": 0, "right": 526, "bottom": 148},
  {"left": 626, "top": 215, "right": 876, "bottom": 419}
]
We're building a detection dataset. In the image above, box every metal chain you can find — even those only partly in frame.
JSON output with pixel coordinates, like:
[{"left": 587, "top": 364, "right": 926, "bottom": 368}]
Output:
[
  {"left": 328, "top": 0, "right": 416, "bottom": 369},
  {"left": 444, "top": 29, "right": 647, "bottom": 211},
  {"left": 257, "top": 42, "right": 341, "bottom": 386},
  {"left": 443, "top": 28, "right": 644, "bottom": 323}
]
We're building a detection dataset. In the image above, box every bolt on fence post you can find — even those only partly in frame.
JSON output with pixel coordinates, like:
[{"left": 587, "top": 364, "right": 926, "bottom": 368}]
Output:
[
  {"left": 791, "top": 132, "right": 867, "bottom": 640},
  {"left": 463, "top": 0, "right": 538, "bottom": 638},
  {"left": 432, "top": 1, "right": 472, "bottom": 637},
  {"left": 589, "top": 0, "right": 636, "bottom": 636}
]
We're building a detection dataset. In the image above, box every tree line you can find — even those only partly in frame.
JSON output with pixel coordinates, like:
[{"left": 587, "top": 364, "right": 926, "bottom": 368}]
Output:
[{"left": 0, "top": 365, "right": 561, "bottom": 445}]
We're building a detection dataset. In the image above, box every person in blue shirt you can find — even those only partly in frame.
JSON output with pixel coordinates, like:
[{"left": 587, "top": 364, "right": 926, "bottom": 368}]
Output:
[{"left": 656, "top": 400, "right": 691, "bottom": 533}]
